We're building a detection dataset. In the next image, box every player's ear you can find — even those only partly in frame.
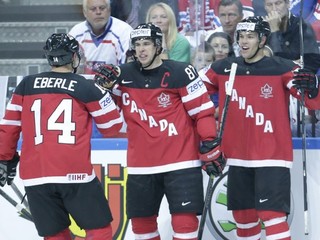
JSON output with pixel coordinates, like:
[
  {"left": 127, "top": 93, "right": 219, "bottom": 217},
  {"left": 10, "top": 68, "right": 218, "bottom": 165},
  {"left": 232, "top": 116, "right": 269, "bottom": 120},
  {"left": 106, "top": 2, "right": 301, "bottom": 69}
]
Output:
[{"left": 259, "top": 36, "right": 267, "bottom": 49}]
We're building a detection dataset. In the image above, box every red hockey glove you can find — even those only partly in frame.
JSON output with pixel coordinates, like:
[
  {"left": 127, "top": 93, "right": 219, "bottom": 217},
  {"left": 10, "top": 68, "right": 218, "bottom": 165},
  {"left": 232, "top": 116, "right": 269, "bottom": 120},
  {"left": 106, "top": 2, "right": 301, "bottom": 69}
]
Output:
[
  {"left": 292, "top": 68, "right": 319, "bottom": 99},
  {"left": 94, "top": 64, "right": 121, "bottom": 90},
  {"left": 199, "top": 138, "right": 226, "bottom": 177},
  {"left": 0, "top": 153, "right": 20, "bottom": 187}
]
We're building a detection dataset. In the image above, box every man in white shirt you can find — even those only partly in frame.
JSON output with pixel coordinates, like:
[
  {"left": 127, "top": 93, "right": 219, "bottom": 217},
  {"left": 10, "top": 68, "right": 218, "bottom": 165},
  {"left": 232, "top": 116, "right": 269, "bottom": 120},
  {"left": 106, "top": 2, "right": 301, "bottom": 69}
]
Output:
[{"left": 69, "top": 0, "right": 133, "bottom": 74}]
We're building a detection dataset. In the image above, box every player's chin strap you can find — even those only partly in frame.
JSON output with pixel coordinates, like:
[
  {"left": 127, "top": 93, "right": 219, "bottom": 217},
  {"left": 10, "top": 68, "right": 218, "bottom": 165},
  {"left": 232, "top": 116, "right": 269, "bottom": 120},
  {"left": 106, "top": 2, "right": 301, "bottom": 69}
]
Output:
[
  {"left": 247, "top": 40, "right": 264, "bottom": 60},
  {"left": 139, "top": 46, "right": 162, "bottom": 71}
]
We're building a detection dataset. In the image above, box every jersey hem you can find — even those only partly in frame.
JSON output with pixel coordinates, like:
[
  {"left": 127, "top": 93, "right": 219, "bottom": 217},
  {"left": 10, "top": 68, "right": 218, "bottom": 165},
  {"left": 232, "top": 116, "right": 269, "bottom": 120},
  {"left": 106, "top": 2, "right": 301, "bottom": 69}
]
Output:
[
  {"left": 227, "top": 159, "right": 293, "bottom": 168},
  {"left": 22, "top": 169, "right": 96, "bottom": 186},
  {"left": 127, "top": 160, "right": 202, "bottom": 174}
]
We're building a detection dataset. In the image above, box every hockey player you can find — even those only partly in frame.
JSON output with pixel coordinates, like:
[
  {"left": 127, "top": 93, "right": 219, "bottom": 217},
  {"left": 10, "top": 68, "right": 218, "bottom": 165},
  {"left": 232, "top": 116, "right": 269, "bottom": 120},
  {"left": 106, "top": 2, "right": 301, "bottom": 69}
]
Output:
[
  {"left": 0, "top": 33, "right": 123, "bottom": 240},
  {"left": 200, "top": 16, "right": 319, "bottom": 240},
  {"left": 94, "top": 23, "right": 225, "bottom": 240}
]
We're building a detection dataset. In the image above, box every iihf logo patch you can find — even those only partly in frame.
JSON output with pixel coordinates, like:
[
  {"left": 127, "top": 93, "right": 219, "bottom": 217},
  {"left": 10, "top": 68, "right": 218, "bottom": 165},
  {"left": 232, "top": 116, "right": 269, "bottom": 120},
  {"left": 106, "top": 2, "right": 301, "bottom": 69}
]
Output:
[
  {"left": 260, "top": 84, "right": 273, "bottom": 98},
  {"left": 157, "top": 92, "right": 171, "bottom": 108}
]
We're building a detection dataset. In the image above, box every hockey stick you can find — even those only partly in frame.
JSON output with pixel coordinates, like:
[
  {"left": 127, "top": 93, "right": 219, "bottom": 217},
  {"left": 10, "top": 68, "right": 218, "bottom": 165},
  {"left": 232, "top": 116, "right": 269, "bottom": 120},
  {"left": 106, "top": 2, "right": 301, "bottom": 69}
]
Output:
[
  {"left": 0, "top": 188, "right": 33, "bottom": 222},
  {"left": 297, "top": 0, "right": 309, "bottom": 235},
  {"left": 11, "top": 182, "right": 30, "bottom": 210},
  {"left": 198, "top": 63, "right": 237, "bottom": 240}
]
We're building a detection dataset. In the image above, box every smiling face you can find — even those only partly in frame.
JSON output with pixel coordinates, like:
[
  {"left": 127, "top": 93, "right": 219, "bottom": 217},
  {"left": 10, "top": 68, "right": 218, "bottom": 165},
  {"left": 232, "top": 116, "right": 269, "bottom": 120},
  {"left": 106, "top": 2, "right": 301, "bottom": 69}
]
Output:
[
  {"left": 238, "top": 31, "right": 266, "bottom": 63},
  {"left": 83, "top": 0, "right": 110, "bottom": 36}
]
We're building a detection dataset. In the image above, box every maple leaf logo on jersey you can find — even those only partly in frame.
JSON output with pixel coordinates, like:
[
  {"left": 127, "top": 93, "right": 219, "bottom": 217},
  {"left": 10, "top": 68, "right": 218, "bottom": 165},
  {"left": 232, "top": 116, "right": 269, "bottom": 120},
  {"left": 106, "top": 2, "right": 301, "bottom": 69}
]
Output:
[
  {"left": 158, "top": 92, "right": 172, "bottom": 108},
  {"left": 260, "top": 84, "right": 273, "bottom": 98}
]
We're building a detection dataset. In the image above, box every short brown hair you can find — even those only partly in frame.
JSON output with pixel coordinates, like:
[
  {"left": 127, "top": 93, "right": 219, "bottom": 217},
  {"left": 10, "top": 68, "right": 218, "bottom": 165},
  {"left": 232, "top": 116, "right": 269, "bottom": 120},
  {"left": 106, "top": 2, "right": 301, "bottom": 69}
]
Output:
[{"left": 218, "top": 0, "right": 243, "bottom": 17}]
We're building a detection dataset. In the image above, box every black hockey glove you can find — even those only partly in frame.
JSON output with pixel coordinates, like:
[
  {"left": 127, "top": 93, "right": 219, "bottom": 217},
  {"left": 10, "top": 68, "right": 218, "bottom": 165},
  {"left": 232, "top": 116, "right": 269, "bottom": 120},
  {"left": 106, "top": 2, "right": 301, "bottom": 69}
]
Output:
[
  {"left": 0, "top": 153, "right": 20, "bottom": 187},
  {"left": 199, "top": 138, "right": 226, "bottom": 177},
  {"left": 292, "top": 68, "right": 319, "bottom": 99},
  {"left": 94, "top": 64, "right": 121, "bottom": 90}
]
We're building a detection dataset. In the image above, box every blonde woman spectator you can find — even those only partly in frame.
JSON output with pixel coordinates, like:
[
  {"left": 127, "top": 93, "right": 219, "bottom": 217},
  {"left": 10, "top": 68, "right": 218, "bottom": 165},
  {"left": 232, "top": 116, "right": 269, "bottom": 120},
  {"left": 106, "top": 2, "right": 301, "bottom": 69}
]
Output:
[{"left": 146, "top": 2, "right": 191, "bottom": 63}]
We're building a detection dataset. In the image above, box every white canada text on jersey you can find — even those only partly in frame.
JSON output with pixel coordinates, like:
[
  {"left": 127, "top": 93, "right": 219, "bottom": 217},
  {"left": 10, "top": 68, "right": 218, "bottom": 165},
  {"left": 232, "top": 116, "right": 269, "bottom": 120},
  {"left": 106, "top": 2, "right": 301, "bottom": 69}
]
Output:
[
  {"left": 231, "top": 88, "right": 274, "bottom": 133},
  {"left": 122, "top": 92, "right": 178, "bottom": 136}
]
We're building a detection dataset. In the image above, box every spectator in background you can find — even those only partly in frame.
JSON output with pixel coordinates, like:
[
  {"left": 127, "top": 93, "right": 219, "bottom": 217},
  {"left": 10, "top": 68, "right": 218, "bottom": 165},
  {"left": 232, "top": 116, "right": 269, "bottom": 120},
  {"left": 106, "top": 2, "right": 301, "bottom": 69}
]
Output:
[
  {"left": 69, "top": 0, "right": 131, "bottom": 138},
  {"left": 146, "top": 2, "right": 191, "bottom": 63},
  {"left": 142, "top": 0, "right": 180, "bottom": 27},
  {"left": 213, "top": 0, "right": 254, "bottom": 18},
  {"left": 69, "top": 0, "right": 133, "bottom": 74},
  {"left": 207, "top": 0, "right": 245, "bottom": 56},
  {"left": 255, "top": 0, "right": 319, "bottom": 24},
  {"left": 217, "top": 0, "right": 244, "bottom": 40},
  {"left": 207, "top": 31, "right": 234, "bottom": 61},
  {"left": 191, "top": 41, "right": 215, "bottom": 71},
  {"left": 264, "top": 0, "right": 320, "bottom": 73},
  {"left": 111, "top": 0, "right": 179, "bottom": 29}
]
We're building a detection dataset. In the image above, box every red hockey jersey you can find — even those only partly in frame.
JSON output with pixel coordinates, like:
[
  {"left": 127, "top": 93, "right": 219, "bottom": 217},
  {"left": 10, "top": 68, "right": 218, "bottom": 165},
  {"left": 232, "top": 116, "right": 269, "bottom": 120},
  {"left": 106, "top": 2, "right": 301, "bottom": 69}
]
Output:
[
  {"left": 0, "top": 71, "right": 122, "bottom": 186},
  {"left": 113, "top": 60, "right": 217, "bottom": 174},
  {"left": 201, "top": 56, "right": 320, "bottom": 168}
]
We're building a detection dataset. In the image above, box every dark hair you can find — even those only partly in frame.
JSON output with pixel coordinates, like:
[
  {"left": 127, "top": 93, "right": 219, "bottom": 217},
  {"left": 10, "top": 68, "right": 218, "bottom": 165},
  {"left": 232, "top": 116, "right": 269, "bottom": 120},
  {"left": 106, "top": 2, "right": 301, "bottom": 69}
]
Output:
[
  {"left": 207, "top": 32, "right": 234, "bottom": 57},
  {"left": 218, "top": 0, "right": 243, "bottom": 17}
]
